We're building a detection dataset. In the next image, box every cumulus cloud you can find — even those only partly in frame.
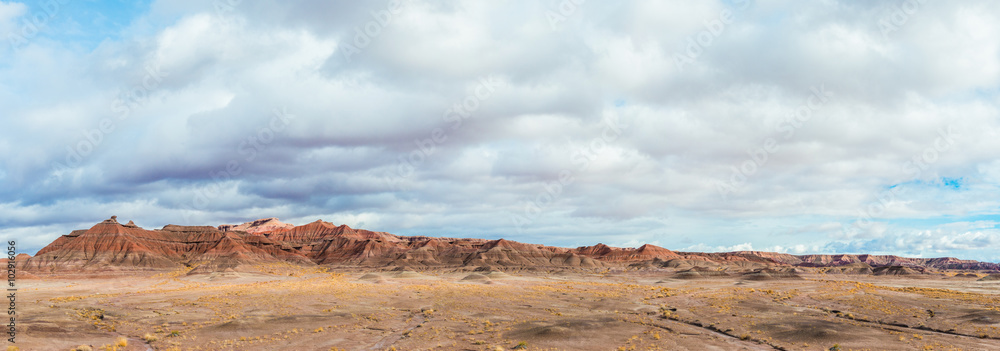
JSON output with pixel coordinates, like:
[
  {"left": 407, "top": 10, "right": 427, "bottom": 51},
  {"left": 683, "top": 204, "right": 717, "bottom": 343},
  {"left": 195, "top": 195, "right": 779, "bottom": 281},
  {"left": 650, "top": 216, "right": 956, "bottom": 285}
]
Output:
[
  {"left": 826, "top": 227, "right": 1000, "bottom": 259},
  {"left": 0, "top": 0, "right": 999, "bottom": 261}
]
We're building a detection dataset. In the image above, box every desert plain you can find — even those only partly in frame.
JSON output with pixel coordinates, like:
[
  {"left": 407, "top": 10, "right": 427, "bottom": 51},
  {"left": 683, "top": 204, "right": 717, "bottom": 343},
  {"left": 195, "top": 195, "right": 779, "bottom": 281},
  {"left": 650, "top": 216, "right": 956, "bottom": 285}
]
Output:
[{"left": 13, "top": 265, "right": 1000, "bottom": 351}]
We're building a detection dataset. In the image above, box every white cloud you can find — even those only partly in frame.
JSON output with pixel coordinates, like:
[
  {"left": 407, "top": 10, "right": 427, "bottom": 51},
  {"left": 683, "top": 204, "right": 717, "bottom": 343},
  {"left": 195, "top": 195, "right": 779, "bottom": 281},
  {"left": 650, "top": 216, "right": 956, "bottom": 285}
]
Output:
[
  {"left": 827, "top": 228, "right": 1000, "bottom": 257},
  {"left": 682, "top": 242, "right": 754, "bottom": 253},
  {"left": 0, "top": 1, "right": 999, "bottom": 261}
]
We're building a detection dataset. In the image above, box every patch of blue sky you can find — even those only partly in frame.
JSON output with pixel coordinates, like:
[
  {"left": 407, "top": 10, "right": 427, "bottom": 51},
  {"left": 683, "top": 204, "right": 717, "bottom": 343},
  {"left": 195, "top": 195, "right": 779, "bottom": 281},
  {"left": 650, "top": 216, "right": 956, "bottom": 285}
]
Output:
[
  {"left": 887, "top": 176, "right": 964, "bottom": 191},
  {"left": 18, "top": 0, "right": 151, "bottom": 50},
  {"left": 974, "top": 85, "right": 999, "bottom": 99},
  {"left": 941, "top": 177, "right": 963, "bottom": 190},
  {"left": 887, "top": 214, "right": 1000, "bottom": 229}
]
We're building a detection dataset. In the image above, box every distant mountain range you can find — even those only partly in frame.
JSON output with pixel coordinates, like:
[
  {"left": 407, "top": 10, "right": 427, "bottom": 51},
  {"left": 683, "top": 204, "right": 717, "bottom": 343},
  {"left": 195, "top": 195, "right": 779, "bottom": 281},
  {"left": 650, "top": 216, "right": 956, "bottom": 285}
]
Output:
[{"left": 19, "top": 216, "right": 1000, "bottom": 275}]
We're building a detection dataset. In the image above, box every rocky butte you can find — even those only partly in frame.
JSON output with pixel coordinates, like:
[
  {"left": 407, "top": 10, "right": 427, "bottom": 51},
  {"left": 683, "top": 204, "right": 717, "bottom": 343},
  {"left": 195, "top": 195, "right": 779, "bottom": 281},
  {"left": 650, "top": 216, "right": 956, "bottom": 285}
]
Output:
[{"left": 22, "top": 216, "right": 1000, "bottom": 276}]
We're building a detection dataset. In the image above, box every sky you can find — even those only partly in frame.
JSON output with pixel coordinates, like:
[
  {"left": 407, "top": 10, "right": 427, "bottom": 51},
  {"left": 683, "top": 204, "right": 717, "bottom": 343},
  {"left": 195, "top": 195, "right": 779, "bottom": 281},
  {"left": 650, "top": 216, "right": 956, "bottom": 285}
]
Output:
[{"left": 1, "top": 0, "right": 999, "bottom": 262}]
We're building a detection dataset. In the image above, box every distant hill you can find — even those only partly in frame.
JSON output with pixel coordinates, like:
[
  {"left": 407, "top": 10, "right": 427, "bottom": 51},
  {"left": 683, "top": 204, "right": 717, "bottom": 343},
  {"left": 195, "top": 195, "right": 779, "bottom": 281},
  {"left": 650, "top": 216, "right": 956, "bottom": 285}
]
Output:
[{"left": 22, "top": 216, "right": 1000, "bottom": 275}]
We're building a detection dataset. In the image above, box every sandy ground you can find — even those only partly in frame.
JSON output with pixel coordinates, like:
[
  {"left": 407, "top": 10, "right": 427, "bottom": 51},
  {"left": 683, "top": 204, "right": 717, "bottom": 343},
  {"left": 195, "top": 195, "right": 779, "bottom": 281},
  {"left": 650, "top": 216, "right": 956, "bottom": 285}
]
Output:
[{"left": 8, "top": 266, "right": 1000, "bottom": 350}]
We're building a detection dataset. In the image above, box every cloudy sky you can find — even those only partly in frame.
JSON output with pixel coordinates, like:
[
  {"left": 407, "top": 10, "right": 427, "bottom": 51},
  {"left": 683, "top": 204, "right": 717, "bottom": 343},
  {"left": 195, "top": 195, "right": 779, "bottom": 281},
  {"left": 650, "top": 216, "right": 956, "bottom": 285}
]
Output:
[{"left": 1, "top": 0, "right": 999, "bottom": 261}]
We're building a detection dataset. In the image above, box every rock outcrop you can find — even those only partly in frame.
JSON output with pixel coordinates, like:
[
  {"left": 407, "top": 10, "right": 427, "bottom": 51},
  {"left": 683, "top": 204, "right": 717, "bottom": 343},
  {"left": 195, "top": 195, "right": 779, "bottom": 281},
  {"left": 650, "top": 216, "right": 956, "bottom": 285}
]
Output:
[
  {"left": 575, "top": 243, "right": 680, "bottom": 262},
  {"left": 219, "top": 217, "right": 295, "bottom": 234}
]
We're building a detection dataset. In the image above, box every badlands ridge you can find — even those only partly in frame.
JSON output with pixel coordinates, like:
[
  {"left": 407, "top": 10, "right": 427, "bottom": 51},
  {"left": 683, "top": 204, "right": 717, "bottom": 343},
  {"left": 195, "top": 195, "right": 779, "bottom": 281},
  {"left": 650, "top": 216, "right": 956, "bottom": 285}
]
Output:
[{"left": 22, "top": 216, "right": 1000, "bottom": 275}]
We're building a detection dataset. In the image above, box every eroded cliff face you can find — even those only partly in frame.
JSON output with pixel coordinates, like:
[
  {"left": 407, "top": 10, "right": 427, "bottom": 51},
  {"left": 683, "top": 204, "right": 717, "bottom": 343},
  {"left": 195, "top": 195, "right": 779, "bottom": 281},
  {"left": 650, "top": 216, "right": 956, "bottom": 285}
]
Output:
[
  {"left": 23, "top": 216, "right": 1000, "bottom": 275},
  {"left": 25, "top": 217, "right": 312, "bottom": 274}
]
